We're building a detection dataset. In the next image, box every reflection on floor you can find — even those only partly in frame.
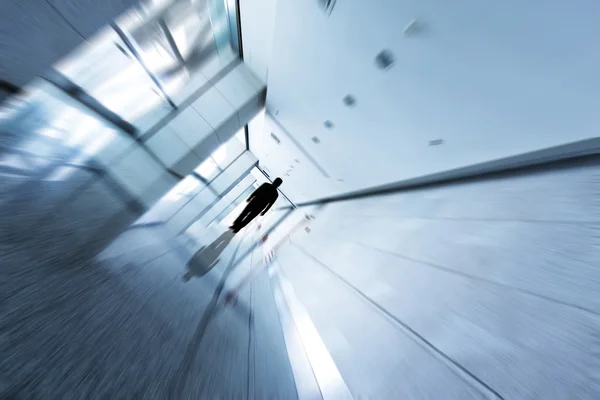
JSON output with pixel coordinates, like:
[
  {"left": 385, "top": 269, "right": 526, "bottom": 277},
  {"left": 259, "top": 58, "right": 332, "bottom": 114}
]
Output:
[{"left": 184, "top": 229, "right": 235, "bottom": 281}]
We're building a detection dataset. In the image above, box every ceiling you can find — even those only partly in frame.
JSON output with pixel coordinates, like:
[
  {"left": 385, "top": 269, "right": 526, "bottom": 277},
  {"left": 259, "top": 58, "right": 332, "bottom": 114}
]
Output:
[{"left": 242, "top": 0, "right": 600, "bottom": 201}]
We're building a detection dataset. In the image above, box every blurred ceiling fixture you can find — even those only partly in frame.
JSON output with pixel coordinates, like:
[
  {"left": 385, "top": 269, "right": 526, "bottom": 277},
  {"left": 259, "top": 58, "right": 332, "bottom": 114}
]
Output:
[
  {"left": 317, "top": 0, "right": 336, "bottom": 15},
  {"left": 403, "top": 19, "right": 420, "bottom": 37},
  {"left": 323, "top": 120, "right": 334, "bottom": 129},
  {"left": 428, "top": 139, "right": 444, "bottom": 146},
  {"left": 311, "top": 136, "right": 321, "bottom": 144},
  {"left": 343, "top": 94, "right": 356, "bottom": 107},
  {"left": 271, "top": 132, "right": 281, "bottom": 144},
  {"left": 294, "top": 159, "right": 300, "bottom": 163},
  {"left": 375, "top": 50, "right": 395, "bottom": 70},
  {"left": 114, "top": 42, "right": 131, "bottom": 58}
]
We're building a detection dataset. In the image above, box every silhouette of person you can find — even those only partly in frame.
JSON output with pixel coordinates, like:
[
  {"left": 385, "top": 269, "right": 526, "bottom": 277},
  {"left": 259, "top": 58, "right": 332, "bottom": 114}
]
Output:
[{"left": 230, "top": 178, "right": 282, "bottom": 234}]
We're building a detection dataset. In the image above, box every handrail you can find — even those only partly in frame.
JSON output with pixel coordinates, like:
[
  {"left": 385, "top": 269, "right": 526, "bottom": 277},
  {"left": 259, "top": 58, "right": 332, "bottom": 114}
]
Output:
[{"left": 278, "top": 138, "right": 600, "bottom": 210}]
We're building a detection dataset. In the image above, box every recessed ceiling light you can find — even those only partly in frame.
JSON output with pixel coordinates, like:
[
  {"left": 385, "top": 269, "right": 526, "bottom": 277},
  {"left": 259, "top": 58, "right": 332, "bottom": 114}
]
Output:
[
  {"left": 403, "top": 20, "right": 420, "bottom": 37},
  {"left": 294, "top": 159, "right": 300, "bottom": 163},
  {"left": 323, "top": 120, "right": 334, "bottom": 129},
  {"left": 311, "top": 136, "right": 321, "bottom": 144},
  {"left": 317, "top": 0, "right": 336, "bottom": 15},
  {"left": 115, "top": 43, "right": 130, "bottom": 57},
  {"left": 270, "top": 132, "right": 281, "bottom": 144},
  {"left": 375, "top": 50, "right": 395, "bottom": 70},
  {"left": 343, "top": 95, "right": 356, "bottom": 107}
]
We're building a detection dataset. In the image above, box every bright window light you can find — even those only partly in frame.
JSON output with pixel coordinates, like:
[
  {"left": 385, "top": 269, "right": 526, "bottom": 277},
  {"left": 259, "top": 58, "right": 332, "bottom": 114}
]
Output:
[
  {"left": 195, "top": 157, "right": 219, "bottom": 179},
  {"left": 165, "top": 176, "right": 200, "bottom": 200},
  {"left": 212, "top": 144, "right": 228, "bottom": 164}
]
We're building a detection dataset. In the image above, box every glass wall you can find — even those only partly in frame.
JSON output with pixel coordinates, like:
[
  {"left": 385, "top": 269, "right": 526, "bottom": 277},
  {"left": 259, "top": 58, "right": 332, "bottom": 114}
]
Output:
[
  {"left": 194, "top": 127, "right": 246, "bottom": 180},
  {"left": 116, "top": 0, "right": 240, "bottom": 102},
  {"left": 52, "top": 0, "right": 241, "bottom": 130},
  {"left": 0, "top": 80, "right": 132, "bottom": 180},
  {"left": 211, "top": 182, "right": 255, "bottom": 225},
  {"left": 55, "top": 26, "right": 173, "bottom": 131}
]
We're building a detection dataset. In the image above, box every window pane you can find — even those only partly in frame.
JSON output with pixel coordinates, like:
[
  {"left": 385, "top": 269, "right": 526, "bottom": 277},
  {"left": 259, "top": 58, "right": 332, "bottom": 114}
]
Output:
[
  {"left": 55, "top": 27, "right": 172, "bottom": 131},
  {"left": 214, "top": 184, "right": 255, "bottom": 224},
  {"left": 119, "top": 0, "right": 239, "bottom": 103},
  {"left": 194, "top": 157, "right": 220, "bottom": 180}
]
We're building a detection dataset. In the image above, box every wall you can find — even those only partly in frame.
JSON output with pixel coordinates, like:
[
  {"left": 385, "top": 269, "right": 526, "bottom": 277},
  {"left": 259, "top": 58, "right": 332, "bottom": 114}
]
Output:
[
  {"left": 239, "top": 0, "right": 279, "bottom": 82},
  {"left": 275, "top": 157, "right": 600, "bottom": 398},
  {"left": 249, "top": 112, "right": 341, "bottom": 202},
  {"left": 250, "top": 0, "right": 600, "bottom": 200}
]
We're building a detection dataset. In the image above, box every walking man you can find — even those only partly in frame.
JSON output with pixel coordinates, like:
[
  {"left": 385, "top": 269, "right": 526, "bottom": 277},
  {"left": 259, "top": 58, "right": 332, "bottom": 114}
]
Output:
[{"left": 230, "top": 178, "right": 283, "bottom": 233}]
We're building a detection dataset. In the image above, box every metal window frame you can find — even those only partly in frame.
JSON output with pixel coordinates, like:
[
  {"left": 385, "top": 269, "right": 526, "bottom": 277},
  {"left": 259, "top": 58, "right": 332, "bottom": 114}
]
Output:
[
  {"left": 110, "top": 22, "right": 177, "bottom": 109},
  {"left": 231, "top": 0, "right": 251, "bottom": 152}
]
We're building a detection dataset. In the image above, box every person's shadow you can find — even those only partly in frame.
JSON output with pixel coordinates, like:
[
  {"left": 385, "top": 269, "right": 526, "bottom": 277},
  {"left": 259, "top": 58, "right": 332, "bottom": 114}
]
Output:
[{"left": 183, "top": 230, "right": 234, "bottom": 281}]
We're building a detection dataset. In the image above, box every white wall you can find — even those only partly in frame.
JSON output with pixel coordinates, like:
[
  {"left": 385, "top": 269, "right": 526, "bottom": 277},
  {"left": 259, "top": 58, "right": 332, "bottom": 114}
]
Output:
[
  {"left": 239, "top": 0, "right": 279, "bottom": 82},
  {"left": 275, "top": 159, "right": 600, "bottom": 398},
  {"left": 249, "top": 112, "right": 342, "bottom": 202},
  {"left": 247, "top": 0, "right": 600, "bottom": 200}
]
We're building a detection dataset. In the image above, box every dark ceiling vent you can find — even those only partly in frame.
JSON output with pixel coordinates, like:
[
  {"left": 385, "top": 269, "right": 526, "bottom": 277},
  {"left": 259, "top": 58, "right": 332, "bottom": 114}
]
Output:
[
  {"left": 317, "top": 0, "right": 336, "bottom": 15},
  {"left": 375, "top": 50, "right": 395, "bottom": 70},
  {"left": 343, "top": 95, "right": 356, "bottom": 107}
]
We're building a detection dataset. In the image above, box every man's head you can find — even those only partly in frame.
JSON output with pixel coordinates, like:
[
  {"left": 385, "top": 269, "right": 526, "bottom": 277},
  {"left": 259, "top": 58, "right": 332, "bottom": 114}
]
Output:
[{"left": 273, "top": 177, "right": 283, "bottom": 187}]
